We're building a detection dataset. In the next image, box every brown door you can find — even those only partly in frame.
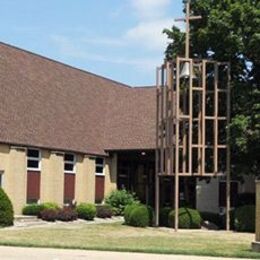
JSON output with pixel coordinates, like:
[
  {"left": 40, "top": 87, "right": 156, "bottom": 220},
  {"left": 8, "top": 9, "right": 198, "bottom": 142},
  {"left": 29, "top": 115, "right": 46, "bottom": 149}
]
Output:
[
  {"left": 27, "top": 171, "right": 40, "bottom": 203},
  {"left": 64, "top": 173, "right": 75, "bottom": 204},
  {"left": 95, "top": 175, "right": 105, "bottom": 203}
]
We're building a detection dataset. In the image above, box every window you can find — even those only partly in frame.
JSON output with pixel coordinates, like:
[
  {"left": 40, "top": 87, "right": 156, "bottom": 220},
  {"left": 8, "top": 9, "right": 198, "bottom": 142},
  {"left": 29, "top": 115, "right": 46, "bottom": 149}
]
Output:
[
  {"left": 27, "top": 149, "right": 41, "bottom": 171},
  {"left": 95, "top": 157, "right": 104, "bottom": 175},
  {"left": 64, "top": 153, "right": 76, "bottom": 173}
]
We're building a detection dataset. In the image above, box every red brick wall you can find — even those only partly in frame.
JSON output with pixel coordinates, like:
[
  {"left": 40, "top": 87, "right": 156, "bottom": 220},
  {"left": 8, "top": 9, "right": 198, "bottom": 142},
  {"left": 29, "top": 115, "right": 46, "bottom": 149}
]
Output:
[
  {"left": 27, "top": 171, "right": 40, "bottom": 203},
  {"left": 95, "top": 175, "right": 105, "bottom": 203},
  {"left": 64, "top": 173, "right": 75, "bottom": 203}
]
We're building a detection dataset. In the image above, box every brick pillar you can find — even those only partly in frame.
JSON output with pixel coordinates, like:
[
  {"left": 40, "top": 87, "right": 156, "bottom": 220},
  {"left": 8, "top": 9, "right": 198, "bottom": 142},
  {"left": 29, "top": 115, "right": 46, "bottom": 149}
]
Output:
[{"left": 252, "top": 181, "right": 260, "bottom": 252}]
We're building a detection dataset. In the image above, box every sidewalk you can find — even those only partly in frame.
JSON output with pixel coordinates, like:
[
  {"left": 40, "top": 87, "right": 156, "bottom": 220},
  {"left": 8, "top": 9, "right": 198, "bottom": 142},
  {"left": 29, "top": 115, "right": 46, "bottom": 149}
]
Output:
[{"left": 0, "top": 246, "right": 254, "bottom": 260}]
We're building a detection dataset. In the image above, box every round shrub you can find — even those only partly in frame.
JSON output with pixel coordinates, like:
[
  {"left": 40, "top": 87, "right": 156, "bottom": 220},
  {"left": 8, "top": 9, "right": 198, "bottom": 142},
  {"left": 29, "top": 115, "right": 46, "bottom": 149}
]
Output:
[
  {"left": 57, "top": 207, "right": 78, "bottom": 221},
  {"left": 168, "top": 208, "right": 202, "bottom": 229},
  {"left": 234, "top": 205, "right": 255, "bottom": 232},
  {"left": 105, "top": 189, "right": 138, "bottom": 215},
  {"left": 128, "top": 205, "right": 149, "bottom": 227},
  {"left": 96, "top": 204, "right": 113, "bottom": 218},
  {"left": 39, "top": 209, "right": 58, "bottom": 222},
  {"left": 42, "top": 202, "right": 60, "bottom": 210},
  {"left": 76, "top": 203, "right": 96, "bottom": 220},
  {"left": 22, "top": 204, "right": 44, "bottom": 216},
  {"left": 124, "top": 203, "right": 139, "bottom": 225},
  {"left": 147, "top": 205, "right": 154, "bottom": 226},
  {"left": 0, "top": 188, "right": 14, "bottom": 227},
  {"left": 159, "top": 207, "right": 172, "bottom": 227}
]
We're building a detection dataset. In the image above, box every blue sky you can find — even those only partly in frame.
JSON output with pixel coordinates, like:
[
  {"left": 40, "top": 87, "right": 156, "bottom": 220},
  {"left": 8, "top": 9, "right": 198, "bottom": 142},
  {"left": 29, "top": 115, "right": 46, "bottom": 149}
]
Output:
[{"left": 0, "top": 0, "right": 184, "bottom": 86}]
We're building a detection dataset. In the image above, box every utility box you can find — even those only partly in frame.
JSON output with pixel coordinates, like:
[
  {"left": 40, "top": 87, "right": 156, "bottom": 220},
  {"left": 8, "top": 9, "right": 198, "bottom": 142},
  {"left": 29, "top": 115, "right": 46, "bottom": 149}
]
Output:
[{"left": 252, "top": 181, "right": 260, "bottom": 252}]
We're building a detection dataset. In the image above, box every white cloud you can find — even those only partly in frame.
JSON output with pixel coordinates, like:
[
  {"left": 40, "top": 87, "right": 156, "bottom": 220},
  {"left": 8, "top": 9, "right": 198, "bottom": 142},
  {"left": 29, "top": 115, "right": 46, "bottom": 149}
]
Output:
[
  {"left": 131, "top": 0, "right": 171, "bottom": 20},
  {"left": 125, "top": 18, "right": 173, "bottom": 51}
]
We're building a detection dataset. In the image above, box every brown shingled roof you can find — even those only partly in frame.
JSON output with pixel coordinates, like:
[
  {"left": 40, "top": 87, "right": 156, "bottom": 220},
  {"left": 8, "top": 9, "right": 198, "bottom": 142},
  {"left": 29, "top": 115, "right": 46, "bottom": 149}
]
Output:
[{"left": 0, "top": 42, "right": 156, "bottom": 155}]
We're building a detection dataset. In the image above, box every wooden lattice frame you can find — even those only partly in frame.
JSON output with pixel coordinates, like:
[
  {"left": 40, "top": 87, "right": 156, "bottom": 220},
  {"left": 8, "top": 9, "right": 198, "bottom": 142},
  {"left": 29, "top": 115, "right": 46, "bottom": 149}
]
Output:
[{"left": 155, "top": 57, "right": 231, "bottom": 231}]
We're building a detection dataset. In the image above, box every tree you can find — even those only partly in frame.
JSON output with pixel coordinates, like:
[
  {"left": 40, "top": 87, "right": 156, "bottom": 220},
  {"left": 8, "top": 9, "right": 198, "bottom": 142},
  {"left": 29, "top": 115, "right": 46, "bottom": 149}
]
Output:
[{"left": 163, "top": 0, "right": 260, "bottom": 177}]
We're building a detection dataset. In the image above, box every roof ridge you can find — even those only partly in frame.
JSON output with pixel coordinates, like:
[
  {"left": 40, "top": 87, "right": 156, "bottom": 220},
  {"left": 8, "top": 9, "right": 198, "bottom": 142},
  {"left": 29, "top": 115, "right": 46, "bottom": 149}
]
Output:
[{"left": 0, "top": 41, "right": 132, "bottom": 89}]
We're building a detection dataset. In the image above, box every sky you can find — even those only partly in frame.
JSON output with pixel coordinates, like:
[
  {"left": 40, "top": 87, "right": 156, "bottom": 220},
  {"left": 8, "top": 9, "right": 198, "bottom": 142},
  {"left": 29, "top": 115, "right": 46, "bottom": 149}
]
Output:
[{"left": 0, "top": 0, "right": 184, "bottom": 86}]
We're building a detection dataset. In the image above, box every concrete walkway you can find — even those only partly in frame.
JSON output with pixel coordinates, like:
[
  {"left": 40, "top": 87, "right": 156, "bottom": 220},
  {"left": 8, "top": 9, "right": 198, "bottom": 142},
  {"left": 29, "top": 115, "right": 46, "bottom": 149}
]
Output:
[{"left": 0, "top": 246, "right": 254, "bottom": 260}]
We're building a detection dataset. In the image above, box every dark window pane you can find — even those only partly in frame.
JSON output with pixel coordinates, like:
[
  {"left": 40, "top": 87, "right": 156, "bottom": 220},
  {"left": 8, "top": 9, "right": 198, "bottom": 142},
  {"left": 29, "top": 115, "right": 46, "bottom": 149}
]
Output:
[
  {"left": 65, "top": 153, "right": 74, "bottom": 162},
  {"left": 96, "top": 158, "right": 104, "bottom": 165},
  {"left": 96, "top": 166, "right": 103, "bottom": 174},
  {"left": 65, "top": 163, "right": 74, "bottom": 172},
  {"left": 27, "top": 160, "right": 39, "bottom": 169},
  {"left": 27, "top": 149, "right": 39, "bottom": 158},
  {"left": 0, "top": 175, "right": 2, "bottom": 187}
]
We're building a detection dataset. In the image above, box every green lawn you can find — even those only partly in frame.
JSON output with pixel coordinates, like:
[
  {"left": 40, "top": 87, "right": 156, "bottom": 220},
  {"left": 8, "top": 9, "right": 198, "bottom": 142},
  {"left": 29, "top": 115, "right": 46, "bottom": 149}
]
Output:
[{"left": 0, "top": 222, "right": 259, "bottom": 258}]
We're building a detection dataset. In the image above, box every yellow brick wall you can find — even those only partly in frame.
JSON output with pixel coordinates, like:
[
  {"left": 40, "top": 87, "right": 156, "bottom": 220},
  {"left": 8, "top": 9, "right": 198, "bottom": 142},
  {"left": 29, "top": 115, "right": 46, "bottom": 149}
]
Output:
[
  {"left": 75, "top": 155, "right": 95, "bottom": 203},
  {"left": 256, "top": 181, "right": 260, "bottom": 242},
  {"left": 0, "top": 145, "right": 27, "bottom": 214},
  {"left": 104, "top": 153, "right": 117, "bottom": 197},
  {"left": 0, "top": 144, "right": 118, "bottom": 214},
  {"left": 40, "top": 150, "right": 64, "bottom": 206}
]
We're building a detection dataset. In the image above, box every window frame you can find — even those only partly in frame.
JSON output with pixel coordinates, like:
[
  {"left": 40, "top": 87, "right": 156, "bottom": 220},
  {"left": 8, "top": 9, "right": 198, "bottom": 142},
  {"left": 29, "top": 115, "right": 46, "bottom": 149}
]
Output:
[
  {"left": 95, "top": 157, "right": 105, "bottom": 176},
  {"left": 27, "top": 148, "right": 41, "bottom": 171},
  {"left": 64, "top": 153, "right": 76, "bottom": 174}
]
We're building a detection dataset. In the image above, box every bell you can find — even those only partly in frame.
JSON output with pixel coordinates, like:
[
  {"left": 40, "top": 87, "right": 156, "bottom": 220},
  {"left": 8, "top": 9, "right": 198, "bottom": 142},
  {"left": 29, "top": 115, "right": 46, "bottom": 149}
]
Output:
[{"left": 180, "top": 61, "right": 196, "bottom": 79}]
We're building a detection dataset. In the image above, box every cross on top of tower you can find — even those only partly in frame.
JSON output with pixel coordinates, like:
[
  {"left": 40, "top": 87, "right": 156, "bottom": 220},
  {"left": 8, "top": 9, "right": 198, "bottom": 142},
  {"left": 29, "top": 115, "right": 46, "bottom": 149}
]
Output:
[{"left": 175, "top": 1, "right": 202, "bottom": 58}]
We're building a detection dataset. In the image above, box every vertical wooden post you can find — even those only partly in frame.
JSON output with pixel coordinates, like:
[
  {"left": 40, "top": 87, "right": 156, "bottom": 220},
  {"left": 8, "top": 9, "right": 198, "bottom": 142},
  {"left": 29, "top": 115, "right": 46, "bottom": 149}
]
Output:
[
  {"left": 189, "top": 60, "right": 193, "bottom": 175},
  {"left": 175, "top": 58, "right": 180, "bottom": 231},
  {"left": 226, "top": 63, "right": 231, "bottom": 231},
  {"left": 214, "top": 63, "right": 219, "bottom": 174},
  {"left": 202, "top": 61, "right": 206, "bottom": 175},
  {"left": 252, "top": 181, "right": 260, "bottom": 251},
  {"left": 155, "top": 67, "right": 160, "bottom": 226}
]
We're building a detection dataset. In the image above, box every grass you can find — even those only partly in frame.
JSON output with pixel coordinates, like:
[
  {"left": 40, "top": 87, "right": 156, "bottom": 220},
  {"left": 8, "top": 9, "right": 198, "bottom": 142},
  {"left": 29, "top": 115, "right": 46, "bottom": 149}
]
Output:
[{"left": 0, "top": 222, "right": 259, "bottom": 258}]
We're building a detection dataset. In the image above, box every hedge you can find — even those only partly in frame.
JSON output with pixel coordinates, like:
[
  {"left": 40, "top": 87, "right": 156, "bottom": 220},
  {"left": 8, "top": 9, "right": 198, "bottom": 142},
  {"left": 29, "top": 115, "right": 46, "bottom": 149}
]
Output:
[
  {"left": 234, "top": 205, "right": 255, "bottom": 232},
  {"left": 0, "top": 188, "right": 14, "bottom": 227},
  {"left": 169, "top": 208, "right": 202, "bottom": 229},
  {"left": 96, "top": 204, "right": 113, "bottom": 218},
  {"left": 76, "top": 203, "right": 96, "bottom": 220}
]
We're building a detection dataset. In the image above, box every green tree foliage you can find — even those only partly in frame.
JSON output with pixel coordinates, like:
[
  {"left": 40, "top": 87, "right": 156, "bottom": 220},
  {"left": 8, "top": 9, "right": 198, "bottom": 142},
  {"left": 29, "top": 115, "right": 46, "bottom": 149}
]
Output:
[{"left": 164, "top": 0, "right": 260, "bottom": 177}]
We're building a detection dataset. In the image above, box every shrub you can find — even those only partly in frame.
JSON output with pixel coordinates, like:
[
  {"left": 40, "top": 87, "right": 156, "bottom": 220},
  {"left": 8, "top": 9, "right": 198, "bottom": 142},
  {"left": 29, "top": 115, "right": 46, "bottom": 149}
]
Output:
[
  {"left": 96, "top": 204, "right": 113, "bottom": 218},
  {"left": 147, "top": 206, "right": 154, "bottom": 226},
  {"left": 168, "top": 208, "right": 202, "bottom": 229},
  {"left": 105, "top": 189, "right": 138, "bottom": 215},
  {"left": 0, "top": 188, "right": 14, "bottom": 227},
  {"left": 57, "top": 207, "right": 78, "bottom": 221},
  {"left": 40, "top": 209, "right": 58, "bottom": 222},
  {"left": 159, "top": 207, "right": 172, "bottom": 227},
  {"left": 76, "top": 203, "right": 96, "bottom": 220},
  {"left": 22, "top": 204, "right": 44, "bottom": 216},
  {"left": 42, "top": 202, "right": 60, "bottom": 210},
  {"left": 128, "top": 205, "right": 149, "bottom": 227},
  {"left": 124, "top": 203, "right": 139, "bottom": 225},
  {"left": 234, "top": 205, "right": 255, "bottom": 232}
]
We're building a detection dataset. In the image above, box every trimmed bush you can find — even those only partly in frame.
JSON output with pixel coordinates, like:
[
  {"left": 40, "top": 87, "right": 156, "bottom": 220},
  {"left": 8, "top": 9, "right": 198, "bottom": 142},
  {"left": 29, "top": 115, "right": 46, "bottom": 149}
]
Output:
[
  {"left": 40, "top": 209, "right": 58, "bottom": 222},
  {"left": 76, "top": 203, "right": 96, "bottom": 220},
  {"left": 147, "top": 206, "right": 154, "bottom": 226},
  {"left": 105, "top": 189, "right": 138, "bottom": 215},
  {"left": 234, "top": 205, "right": 255, "bottom": 232},
  {"left": 169, "top": 208, "right": 202, "bottom": 229},
  {"left": 96, "top": 204, "right": 113, "bottom": 218},
  {"left": 22, "top": 204, "right": 44, "bottom": 216},
  {"left": 57, "top": 207, "right": 78, "bottom": 221},
  {"left": 128, "top": 205, "right": 149, "bottom": 227},
  {"left": 42, "top": 202, "right": 60, "bottom": 210},
  {"left": 0, "top": 188, "right": 14, "bottom": 227},
  {"left": 159, "top": 207, "right": 172, "bottom": 227},
  {"left": 124, "top": 203, "right": 139, "bottom": 225}
]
